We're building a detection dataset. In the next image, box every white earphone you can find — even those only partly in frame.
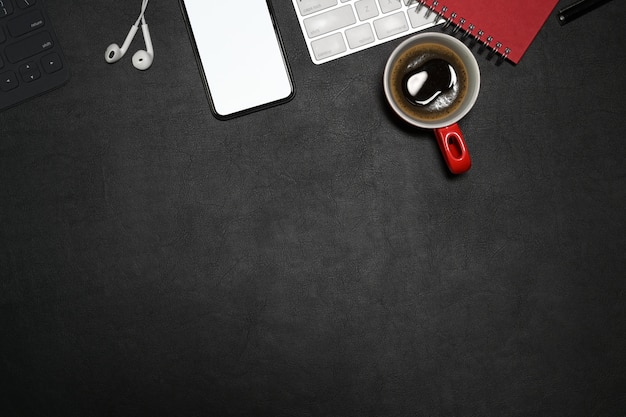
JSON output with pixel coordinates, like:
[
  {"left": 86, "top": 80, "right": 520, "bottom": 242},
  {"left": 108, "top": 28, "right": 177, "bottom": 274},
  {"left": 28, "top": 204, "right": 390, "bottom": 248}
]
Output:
[{"left": 105, "top": 0, "right": 154, "bottom": 70}]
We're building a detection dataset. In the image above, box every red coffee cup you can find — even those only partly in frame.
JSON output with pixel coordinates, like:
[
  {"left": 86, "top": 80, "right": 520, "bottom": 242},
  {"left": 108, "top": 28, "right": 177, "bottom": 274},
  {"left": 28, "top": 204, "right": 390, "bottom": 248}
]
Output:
[{"left": 383, "top": 33, "right": 481, "bottom": 174}]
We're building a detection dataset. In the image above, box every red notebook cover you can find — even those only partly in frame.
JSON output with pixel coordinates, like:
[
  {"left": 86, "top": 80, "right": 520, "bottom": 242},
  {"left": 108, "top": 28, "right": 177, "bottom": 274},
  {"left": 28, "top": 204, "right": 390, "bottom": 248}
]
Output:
[{"left": 415, "top": 0, "right": 559, "bottom": 64}]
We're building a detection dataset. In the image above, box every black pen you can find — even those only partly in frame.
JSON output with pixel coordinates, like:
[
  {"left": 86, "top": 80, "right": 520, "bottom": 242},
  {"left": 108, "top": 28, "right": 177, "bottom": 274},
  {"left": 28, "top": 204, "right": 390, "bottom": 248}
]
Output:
[{"left": 556, "top": 0, "right": 613, "bottom": 25}]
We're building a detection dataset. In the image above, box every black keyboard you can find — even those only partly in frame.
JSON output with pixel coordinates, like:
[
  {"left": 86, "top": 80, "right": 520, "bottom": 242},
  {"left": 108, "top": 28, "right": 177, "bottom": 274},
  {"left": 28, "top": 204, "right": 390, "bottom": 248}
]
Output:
[{"left": 0, "top": 0, "right": 69, "bottom": 111}]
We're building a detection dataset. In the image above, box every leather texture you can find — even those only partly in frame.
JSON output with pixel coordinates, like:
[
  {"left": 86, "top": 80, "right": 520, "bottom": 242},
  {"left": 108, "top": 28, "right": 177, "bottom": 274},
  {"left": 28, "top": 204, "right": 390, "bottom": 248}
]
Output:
[{"left": 0, "top": 0, "right": 624, "bottom": 416}]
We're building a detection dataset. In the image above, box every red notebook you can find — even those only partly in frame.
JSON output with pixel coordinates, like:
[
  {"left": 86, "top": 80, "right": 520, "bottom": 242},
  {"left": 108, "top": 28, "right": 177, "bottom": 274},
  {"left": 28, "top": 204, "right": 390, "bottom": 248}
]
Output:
[{"left": 415, "top": 0, "right": 559, "bottom": 64}]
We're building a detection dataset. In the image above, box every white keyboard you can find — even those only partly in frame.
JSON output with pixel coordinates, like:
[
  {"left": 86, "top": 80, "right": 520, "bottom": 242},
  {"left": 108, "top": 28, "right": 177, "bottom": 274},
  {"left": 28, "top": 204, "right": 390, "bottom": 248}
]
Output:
[{"left": 291, "top": 0, "right": 443, "bottom": 65}]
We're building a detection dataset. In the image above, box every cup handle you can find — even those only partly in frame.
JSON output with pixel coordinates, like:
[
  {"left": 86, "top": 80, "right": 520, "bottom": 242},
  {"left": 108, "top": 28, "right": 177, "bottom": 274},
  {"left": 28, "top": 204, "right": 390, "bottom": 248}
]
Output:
[{"left": 434, "top": 124, "right": 472, "bottom": 174}]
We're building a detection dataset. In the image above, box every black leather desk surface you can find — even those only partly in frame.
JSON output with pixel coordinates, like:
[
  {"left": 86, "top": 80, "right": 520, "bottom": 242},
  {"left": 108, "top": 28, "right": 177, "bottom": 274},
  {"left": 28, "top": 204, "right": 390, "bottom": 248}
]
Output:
[{"left": 1, "top": 1, "right": 625, "bottom": 416}]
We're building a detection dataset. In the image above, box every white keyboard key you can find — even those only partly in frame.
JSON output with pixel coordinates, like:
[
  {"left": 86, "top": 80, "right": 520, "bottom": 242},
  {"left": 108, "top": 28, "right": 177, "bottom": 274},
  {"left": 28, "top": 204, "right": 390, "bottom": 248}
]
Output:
[
  {"left": 295, "top": 0, "right": 338, "bottom": 17},
  {"left": 407, "top": 6, "right": 434, "bottom": 28},
  {"left": 303, "top": 5, "right": 356, "bottom": 38},
  {"left": 311, "top": 32, "right": 347, "bottom": 60},
  {"left": 345, "top": 23, "right": 375, "bottom": 49},
  {"left": 355, "top": 0, "right": 379, "bottom": 21},
  {"left": 378, "top": 0, "right": 402, "bottom": 14},
  {"left": 373, "top": 11, "right": 408, "bottom": 39}
]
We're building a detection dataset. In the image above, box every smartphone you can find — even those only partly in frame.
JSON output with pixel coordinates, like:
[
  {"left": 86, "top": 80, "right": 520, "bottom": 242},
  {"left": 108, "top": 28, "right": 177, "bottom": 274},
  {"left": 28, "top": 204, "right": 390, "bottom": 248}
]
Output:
[{"left": 179, "top": 0, "right": 295, "bottom": 120}]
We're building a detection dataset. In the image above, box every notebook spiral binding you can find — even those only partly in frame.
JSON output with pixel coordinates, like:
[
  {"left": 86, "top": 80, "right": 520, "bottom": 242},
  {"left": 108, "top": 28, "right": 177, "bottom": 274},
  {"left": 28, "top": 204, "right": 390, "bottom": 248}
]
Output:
[{"left": 414, "top": 0, "right": 511, "bottom": 63}]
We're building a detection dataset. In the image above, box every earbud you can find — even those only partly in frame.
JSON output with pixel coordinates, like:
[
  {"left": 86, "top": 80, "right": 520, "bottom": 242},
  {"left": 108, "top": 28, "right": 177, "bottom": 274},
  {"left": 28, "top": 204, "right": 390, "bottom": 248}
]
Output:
[
  {"left": 105, "top": 0, "right": 153, "bottom": 70},
  {"left": 131, "top": 23, "right": 153, "bottom": 70},
  {"left": 105, "top": 25, "right": 139, "bottom": 63}
]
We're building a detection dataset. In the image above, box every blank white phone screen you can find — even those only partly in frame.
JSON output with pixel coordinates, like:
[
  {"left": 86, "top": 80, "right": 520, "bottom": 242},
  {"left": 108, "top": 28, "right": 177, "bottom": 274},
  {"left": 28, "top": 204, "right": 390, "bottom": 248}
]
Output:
[{"left": 181, "top": 0, "right": 294, "bottom": 118}]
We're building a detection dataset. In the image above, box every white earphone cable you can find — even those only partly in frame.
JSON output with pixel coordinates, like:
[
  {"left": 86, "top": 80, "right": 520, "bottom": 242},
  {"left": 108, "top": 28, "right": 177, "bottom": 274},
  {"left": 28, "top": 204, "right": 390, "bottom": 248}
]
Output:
[{"left": 134, "top": 0, "right": 150, "bottom": 26}]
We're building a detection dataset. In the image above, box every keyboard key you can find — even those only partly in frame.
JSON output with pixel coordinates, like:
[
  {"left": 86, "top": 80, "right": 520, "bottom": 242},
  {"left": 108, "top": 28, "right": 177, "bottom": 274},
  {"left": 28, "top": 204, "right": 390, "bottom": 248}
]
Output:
[
  {"left": 303, "top": 5, "right": 356, "bottom": 38},
  {"left": 41, "top": 52, "right": 62, "bottom": 73},
  {"left": 373, "top": 11, "right": 408, "bottom": 39},
  {"left": 19, "top": 62, "right": 36, "bottom": 72},
  {"left": 407, "top": 5, "right": 434, "bottom": 28},
  {"left": 355, "top": 0, "right": 378, "bottom": 21},
  {"left": 378, "top": 0, "right": 402, "bottom": 13},
  {"left": 1, "top": 70, "right": 19, "bottom": 91},
  {"left": 5, "top": 30, "right": 53, "bottom": 63},
  {"left": 7, "top": 10, "right": 45, "bottom": 37},
  {"left": 345, "top": 23, "right": 375, "bottom": 49},
  {"left": 1, "top": 0, "right": 14, "bottom": 17},
  {"left": 295, "top": 0, "right": 337, "bottom": 17},
  {"left": 311, "top": 32, "right": 346, "bottom": 60},
  {"left": 17, "top": 0, "right": 38, "bottom": 9}
]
